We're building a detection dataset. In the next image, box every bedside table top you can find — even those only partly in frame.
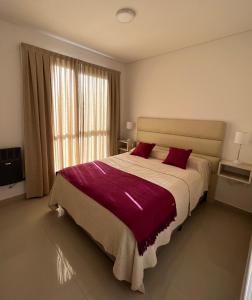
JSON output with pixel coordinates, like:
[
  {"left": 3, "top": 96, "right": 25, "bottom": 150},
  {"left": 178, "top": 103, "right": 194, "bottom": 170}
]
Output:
[{"left": 220, "top": 160, "right": 252, "bottom": 171}]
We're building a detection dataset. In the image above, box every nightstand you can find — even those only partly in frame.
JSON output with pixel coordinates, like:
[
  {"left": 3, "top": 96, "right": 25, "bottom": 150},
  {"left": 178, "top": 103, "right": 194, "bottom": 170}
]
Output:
[
  {"left": 118, "top": 139, "right": 133, "bottom": 154},
  {"left": 218, "top": 160, "right": 252, "bottom": 184}
]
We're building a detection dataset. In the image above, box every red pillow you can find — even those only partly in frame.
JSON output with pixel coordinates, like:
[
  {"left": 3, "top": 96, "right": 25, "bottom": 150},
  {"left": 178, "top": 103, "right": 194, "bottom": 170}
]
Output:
[
  {"left": 163, "top": 147, "right": 192, "bottom": 169},
  {"left": 131, "top": 142, "right": 155, "bottom": 159}
]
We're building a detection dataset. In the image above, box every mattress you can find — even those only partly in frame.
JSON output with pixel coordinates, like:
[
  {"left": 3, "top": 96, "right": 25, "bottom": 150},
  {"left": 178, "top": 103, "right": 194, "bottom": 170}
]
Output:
[{"left": 49, "top": 152, "right": 210, "bottom": 292}]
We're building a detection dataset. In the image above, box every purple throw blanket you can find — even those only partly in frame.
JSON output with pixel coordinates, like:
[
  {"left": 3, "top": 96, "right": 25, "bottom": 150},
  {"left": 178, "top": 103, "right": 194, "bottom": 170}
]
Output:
[{"left": 59, "top": 161, "right": 177, "bottom": 255}]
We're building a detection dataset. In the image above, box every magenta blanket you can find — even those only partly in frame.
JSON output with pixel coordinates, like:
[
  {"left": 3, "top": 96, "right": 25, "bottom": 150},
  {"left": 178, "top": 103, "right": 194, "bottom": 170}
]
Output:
[{"left": 59, "top": 161, "right": 177, "bottom": 255}]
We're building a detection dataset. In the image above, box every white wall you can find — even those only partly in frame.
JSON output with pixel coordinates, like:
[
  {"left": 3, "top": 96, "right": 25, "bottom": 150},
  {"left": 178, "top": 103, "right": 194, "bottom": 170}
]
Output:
[
  {"left": 125, "top": 31, "right": 252, "bottom": 212},
  {"left": 0, "top": 19, "right": 126, "bottom": 201}
]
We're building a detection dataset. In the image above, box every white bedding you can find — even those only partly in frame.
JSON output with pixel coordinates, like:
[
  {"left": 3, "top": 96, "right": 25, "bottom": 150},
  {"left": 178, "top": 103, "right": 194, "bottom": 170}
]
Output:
[{"left": 49, "top": 152, "right": 209, "bottom": 292}]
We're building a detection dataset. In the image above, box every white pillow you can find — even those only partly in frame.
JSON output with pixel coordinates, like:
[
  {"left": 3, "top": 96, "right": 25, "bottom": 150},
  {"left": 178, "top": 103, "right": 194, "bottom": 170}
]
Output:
[
  {"left": 187, "top": 156, "right": 211, "bottom": 191},
  {"left": 150, "top": 146, "right": 169, "bottom": 160}
]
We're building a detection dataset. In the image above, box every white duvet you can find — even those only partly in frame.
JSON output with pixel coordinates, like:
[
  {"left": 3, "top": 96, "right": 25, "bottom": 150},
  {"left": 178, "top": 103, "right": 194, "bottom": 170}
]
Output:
[{"left": 49, "top": 152, "right": 209, "bottom": 292}]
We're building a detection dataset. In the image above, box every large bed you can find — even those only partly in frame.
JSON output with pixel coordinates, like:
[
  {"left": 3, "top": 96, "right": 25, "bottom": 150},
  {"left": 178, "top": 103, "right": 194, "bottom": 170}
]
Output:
[{"left": 49, "top": 117, "right": 226, "bottom": 292}]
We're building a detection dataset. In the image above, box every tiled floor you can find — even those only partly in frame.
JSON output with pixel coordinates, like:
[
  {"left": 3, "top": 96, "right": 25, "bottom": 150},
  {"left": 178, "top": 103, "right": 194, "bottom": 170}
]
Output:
[{"left": 0, "top": 197, "right": 251, "bottom": 300}]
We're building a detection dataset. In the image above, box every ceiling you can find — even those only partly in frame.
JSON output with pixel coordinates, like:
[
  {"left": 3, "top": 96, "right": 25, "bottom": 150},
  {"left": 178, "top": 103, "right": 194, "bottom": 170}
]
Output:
[{"left": 0, "top": 0, "right": 252, "bottom": 62}]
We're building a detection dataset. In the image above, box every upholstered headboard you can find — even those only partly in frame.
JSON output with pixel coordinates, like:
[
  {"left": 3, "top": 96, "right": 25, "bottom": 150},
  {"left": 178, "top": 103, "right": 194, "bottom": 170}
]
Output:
[{"left": 137, "top": 117, "right": 226, "bottom": 173}]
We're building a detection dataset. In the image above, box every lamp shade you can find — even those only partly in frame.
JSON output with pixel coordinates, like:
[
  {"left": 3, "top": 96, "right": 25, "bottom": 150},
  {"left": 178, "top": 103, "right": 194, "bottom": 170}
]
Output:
[
  {"left": 234, "top": 131, "right": 250, "bottom": 145},
  {"left": 126, "top": 121, "right": 134, "bottom": 130}
]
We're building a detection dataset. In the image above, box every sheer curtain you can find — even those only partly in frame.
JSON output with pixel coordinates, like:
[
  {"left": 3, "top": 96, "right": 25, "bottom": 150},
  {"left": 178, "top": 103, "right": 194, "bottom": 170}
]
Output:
[
  {"left": 51, "top": 57, "right": 113, "bottom": 171},
  {"left": 51, "top": 57, "right": 79, "bottom": 171},
  {"left": 78, "top": 64, "right": 109, "bottom": 164}
]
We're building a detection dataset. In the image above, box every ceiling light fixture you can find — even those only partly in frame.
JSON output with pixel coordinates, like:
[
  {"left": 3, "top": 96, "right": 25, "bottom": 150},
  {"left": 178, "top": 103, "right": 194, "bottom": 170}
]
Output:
[{"left": 116, "top": 8, "right": 136, "bottom": 23}]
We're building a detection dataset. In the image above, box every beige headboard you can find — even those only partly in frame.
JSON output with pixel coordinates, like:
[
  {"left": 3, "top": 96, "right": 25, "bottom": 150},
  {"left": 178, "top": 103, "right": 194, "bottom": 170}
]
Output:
[{"left": 137, "top": 117, "right": 226, "bottom": 173}]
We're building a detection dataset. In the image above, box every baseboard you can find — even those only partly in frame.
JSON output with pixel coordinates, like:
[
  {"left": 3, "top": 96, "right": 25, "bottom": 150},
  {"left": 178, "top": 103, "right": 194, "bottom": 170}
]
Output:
[{"left": 0, "top": 193, "right": 26, "bottom": 208}]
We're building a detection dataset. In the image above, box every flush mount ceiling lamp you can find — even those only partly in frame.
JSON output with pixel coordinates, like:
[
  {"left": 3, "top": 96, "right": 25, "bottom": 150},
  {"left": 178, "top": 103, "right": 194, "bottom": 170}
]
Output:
[{"left": 116, "top": 8, "right": 136, "bottom": 23}]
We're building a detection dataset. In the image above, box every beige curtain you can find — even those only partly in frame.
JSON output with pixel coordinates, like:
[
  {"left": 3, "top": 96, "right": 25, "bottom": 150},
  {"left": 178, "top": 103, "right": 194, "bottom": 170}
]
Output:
[
  {"left": 21, "top": 43, "right": 120, "bottom": 194},
  {"left": 21, "top": 43, "right": 55, "bottom": 198},
  {"left": 108, "top": 71, "right": 120, "bottom": 155},
  {"left": 51, "top": 57, "right": 120, "bottom": 171}
]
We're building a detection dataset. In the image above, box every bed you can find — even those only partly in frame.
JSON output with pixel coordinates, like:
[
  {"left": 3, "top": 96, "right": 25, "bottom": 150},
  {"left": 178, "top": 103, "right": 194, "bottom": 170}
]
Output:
[{"left": 49, "top": 117, "right": 226, "bottom": 292}]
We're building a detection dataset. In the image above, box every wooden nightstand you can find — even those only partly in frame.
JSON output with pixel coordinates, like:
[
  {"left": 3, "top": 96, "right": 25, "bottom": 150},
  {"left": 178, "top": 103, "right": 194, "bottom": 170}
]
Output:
[
  {"left": 118, "top": 139, "right": 133, "bottom": 154},
  {"left": 218, "top": 160, "right": 252, "bottom": 184}
]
